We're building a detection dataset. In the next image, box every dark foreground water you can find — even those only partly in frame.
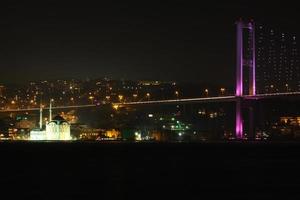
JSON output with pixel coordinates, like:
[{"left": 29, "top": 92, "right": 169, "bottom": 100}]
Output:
[{"left": 1, "top": 141, "right": 300, "bottom": 199}]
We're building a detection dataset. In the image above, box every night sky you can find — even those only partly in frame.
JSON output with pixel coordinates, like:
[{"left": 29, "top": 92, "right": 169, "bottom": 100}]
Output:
[{"left": 1, "top": 1, "right": 300, "bottom": 86}]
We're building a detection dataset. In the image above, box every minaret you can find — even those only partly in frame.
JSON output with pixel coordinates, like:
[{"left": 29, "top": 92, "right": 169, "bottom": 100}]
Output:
[
  {"left": 49, "top": 100, "right": 52, "bottom": 122},
  {"left": 39, "top": 104, "right": 43, "bottom": 130}
]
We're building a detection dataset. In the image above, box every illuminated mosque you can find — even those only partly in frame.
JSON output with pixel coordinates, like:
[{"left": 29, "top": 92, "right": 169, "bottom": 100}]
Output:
[{"left": 30, "top": 101, "right": 71, "bottom": 140}]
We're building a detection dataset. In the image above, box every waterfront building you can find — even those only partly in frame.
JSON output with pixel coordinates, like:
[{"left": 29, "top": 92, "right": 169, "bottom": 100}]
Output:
[
  {"left": 46, "top": 115, "right": 71, "bottom": 140},
  {"left": 30, "top": 101, "right": 71, "bottom": 140}
]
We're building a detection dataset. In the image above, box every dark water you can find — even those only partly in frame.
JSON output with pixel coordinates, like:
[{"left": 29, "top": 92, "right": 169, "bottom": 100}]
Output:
[{"left": 1, "top": 141, "right": 300, "bottom": 199}]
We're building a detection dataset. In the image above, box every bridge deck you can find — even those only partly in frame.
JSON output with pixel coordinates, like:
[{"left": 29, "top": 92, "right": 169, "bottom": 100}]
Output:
[{"left": 0, "top": 92, "right": 299, "bottom": 112}]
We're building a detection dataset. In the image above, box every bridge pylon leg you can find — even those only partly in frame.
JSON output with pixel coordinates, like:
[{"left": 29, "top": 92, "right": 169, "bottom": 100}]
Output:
[
  {"left": 235, "top": 97, "right": 243, "bottom": 139},
  {"left": 249, "top": 106, "right": 254, "bottom": 140}
]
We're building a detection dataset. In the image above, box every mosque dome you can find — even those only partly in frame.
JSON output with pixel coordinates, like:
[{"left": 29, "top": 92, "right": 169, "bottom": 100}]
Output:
[
  {"left": 50, "top": 115, "right": 68, "bottom": 124},
  {"left": 46, "top": 114, "right": 71, "bottom": 140}
]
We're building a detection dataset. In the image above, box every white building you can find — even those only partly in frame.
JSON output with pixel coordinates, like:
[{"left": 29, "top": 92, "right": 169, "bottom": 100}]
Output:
[
  {"left": 30, "top": 101, "right": 71, "bottom": 141},
  {"left": 46, "top": 115, "right": 71, "bottom": 140},
  {"left": 29, "top": 128, "right": 46, "bottom": 140}
]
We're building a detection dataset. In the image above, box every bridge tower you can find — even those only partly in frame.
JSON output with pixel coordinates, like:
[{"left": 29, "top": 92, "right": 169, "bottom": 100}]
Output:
[{"left": 236, "top": 19, "right": 256, "bottom": 139}]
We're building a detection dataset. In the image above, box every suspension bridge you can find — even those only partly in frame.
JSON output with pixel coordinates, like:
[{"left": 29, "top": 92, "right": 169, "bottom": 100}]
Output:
[{"left": 1, "top": 19, "right": 299, "bottom": 139}]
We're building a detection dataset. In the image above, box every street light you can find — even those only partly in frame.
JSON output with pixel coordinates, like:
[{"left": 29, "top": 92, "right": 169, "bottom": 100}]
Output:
[
  {"left": 89, "top": 96, "right": 94, "bottom": 104},
  {"left": 220, "top": 88, "right": 225, "bottom": 96},
  {"left": 270, "top": 85, "right": 274, "bottom": 93},
  {"left": 118, "top": 95, "right": 124, "bottom": 102},
  {"left": 112, "top": 104, "right": 119, "bottom": 110},
  {"left": 204, "top": 89, "right": 209, "bottom": 97},
  {"left": 175, "top": 91, "right": 179, "bottom": 98},
  {"left": 146, "top": 93, "right": 150, "bottom": 100},
  {"left": 285, "top": 83, "right": 289, "bottom": 92}
]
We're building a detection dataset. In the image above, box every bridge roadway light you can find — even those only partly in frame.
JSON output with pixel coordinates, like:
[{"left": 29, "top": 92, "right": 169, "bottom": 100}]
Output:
[
  {"left": 285, "top": 83, "right": 289, "bottom": 92},
  {"left": 146, "top": 93, "right": 150, "bottom": 100},
  {"left": 270, "top": 85, "right": 274, "bottom": 93},
  {"left": 133, "top": 94, "right": 138, "bottom": 99},
  {"left": 204, "top": 89, "right": 209, "bottom": 97},
  {"left": 175, "top": 91, "right": 179, "bottom": 98},
  {"left": 220, "top": 88, "right": 225, "bottom": 96}
]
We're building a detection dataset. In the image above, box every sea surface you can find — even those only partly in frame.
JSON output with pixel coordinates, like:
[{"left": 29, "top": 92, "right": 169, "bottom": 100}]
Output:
[{"left": 0, "top": 141, "right": 300, "bottom": 199}]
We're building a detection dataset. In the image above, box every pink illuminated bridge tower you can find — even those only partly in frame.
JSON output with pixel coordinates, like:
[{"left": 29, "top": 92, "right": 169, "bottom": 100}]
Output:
[{"left": 235, "top": 19, "right": 256, "bottom": 139}]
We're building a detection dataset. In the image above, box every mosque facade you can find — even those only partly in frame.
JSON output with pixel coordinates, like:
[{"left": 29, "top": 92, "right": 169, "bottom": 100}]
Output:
[{"left": 30, "top": 101, "right": 71, "bottom": 140}]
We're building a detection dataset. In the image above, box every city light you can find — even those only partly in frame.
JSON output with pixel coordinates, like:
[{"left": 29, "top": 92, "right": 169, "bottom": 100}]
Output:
[
  {"left": 204, "top": 89, "right": 209, "bottom": 96},
  {"left": 220, "top": 88, "right": 225, "bottom": 95},
  {"left": 89, "top": 96, "right": 94, "bottom": 104},
  {"left": 118, "top": 95, "right": 124, "bottom": 101},
  {"left": 134, "top": 132, "right": 142, "bottom": 141},
  {"left": 112, "top": 104, "right": 119, "bottom": 110},
  {"left": 1, "top": 8, "right": 300, "bottom": 200},
  {"left": 0, "top": 19, "right": 298, "bottom": 144}
]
